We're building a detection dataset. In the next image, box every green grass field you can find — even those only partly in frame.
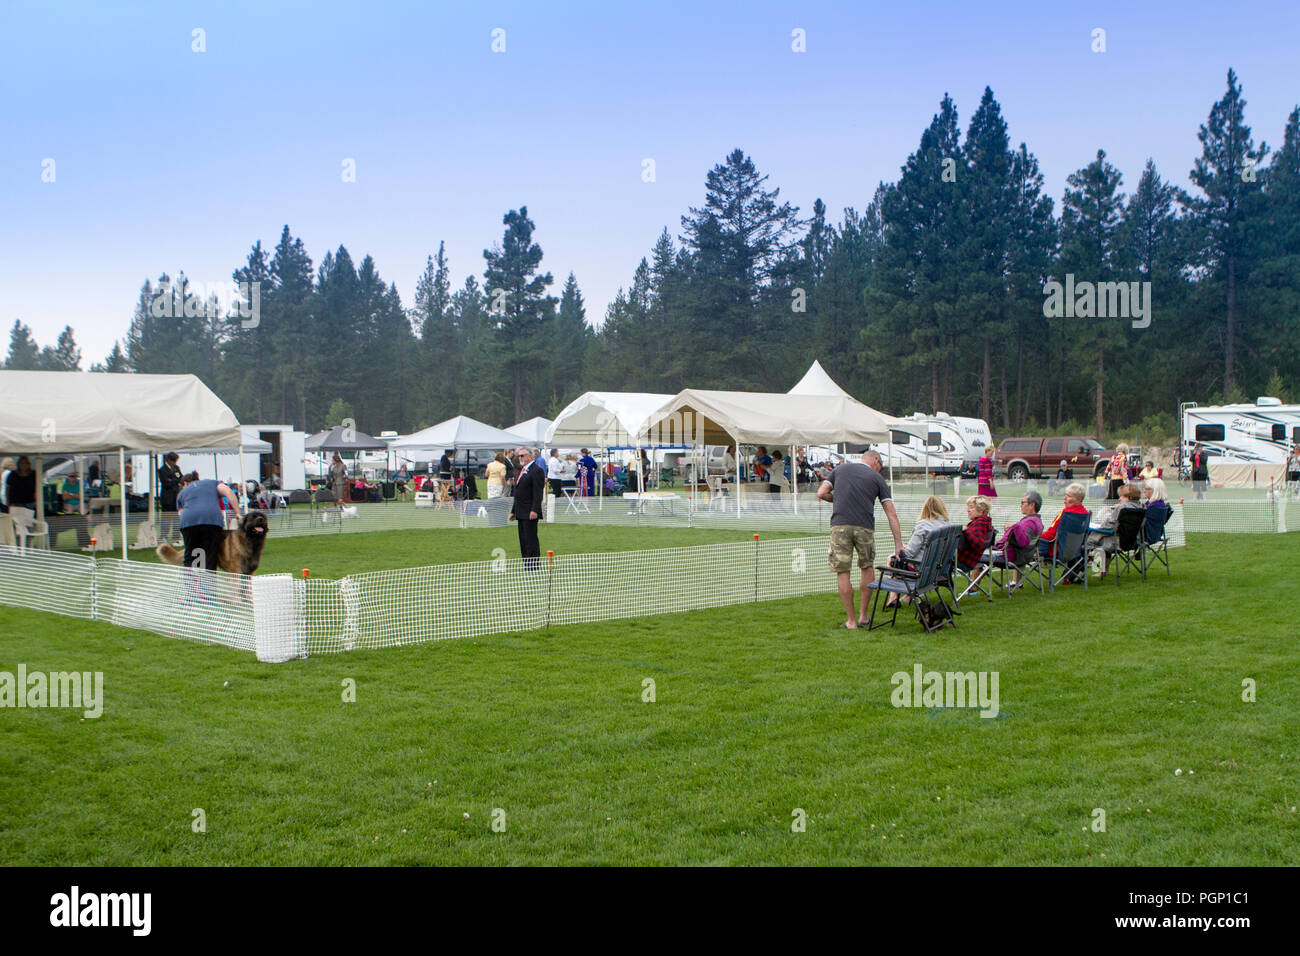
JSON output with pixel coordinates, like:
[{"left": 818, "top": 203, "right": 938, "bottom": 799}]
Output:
[{"left": 2, "top": 527, "right": 1297, "bottom": 865}]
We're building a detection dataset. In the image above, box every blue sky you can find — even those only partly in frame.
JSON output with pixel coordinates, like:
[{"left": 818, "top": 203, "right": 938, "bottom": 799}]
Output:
[{"left": 2, "top": 0, "right": 1297, "bottom": 364}]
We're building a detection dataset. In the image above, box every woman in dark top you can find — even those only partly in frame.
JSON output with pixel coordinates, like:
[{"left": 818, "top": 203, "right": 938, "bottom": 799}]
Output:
[
  {"left": 176, "top": 472, "right": 241, "bottom": 571},
  {"left": 5, "top": 456, "right": 37, "bottom": 510},
  {"left": 1190, "top": 443, "right": 1209, "bottom": 500}
]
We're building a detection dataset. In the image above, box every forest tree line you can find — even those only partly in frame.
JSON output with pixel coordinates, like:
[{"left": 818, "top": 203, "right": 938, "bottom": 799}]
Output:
[{"left": 6, "top": 69, "right": 1298, "bottom": 445}]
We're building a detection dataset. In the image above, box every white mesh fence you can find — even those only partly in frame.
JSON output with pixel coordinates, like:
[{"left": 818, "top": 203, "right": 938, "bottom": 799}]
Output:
[
  {"left": 94, "top": 558, "right": 255, "bottom": 652},
  {"left": 0, "top": 545, "right": 256, "bottom": 654},
  {"left": 0, "top": 545, "right": 95, "bottom": 620},
  {"left": 292, "top": 535, "right": 836, "bottom": 656}
]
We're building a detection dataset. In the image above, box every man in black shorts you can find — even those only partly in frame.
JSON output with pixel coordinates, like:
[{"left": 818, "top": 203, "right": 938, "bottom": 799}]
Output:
[{"left": 817, "top": 450, "right": 904, "bottom": 629}]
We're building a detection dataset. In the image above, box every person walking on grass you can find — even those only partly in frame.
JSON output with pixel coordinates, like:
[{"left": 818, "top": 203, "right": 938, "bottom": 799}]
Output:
[{"left": 817, "top": 450, "right": 903, "bottom": 630}]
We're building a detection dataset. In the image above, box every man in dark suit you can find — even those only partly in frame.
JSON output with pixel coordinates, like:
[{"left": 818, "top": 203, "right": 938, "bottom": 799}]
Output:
[{"left": 508, "top": 446, "right": 546, "bottom": 570}]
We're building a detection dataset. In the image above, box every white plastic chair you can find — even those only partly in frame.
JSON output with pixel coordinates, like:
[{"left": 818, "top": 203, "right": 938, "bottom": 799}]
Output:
[
  {"left": 8, "top": 507, "right": 50, "bottom": 552},
  {"left": 0, "top": 513, "right": 15, "bottom": 548}
]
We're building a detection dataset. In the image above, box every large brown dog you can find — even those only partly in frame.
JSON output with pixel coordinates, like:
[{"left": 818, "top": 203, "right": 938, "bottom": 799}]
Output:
[{"left": 156, "top": 511, "right": 269, "bottom": 576}]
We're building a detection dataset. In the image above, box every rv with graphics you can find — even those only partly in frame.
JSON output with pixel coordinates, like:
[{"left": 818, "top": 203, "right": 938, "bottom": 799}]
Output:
[
  {"left": 1179, "top": 398, "right": 1300, "bottom": 474},
  {"left": 880, "top": 413, "right": 994, "bottom": 474}
]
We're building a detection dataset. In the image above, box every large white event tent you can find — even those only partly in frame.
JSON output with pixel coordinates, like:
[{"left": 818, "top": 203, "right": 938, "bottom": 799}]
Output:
[
  {"left": 644, "top": 386, "right": 896, "bottom": 514},
  {"left": 0, "top": 371, "right": 243, "bottom": 559}
]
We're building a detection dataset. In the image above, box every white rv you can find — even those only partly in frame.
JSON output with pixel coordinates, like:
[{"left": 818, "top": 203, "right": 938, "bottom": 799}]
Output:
[
  {"left": 1180, "top": 398, "right": 1300, "bottom": 469},
  {"left": 880, "top": 413, "right": 994, "bottom": 474}
]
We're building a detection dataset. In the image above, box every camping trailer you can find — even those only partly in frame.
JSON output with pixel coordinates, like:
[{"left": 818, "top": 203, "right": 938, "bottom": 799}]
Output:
[
  {"left": 1180, "top": 399, "right": 1300, "bottom": 466},
  {"left": 879, "top": 413, "right": 994, "bottom": 474}
]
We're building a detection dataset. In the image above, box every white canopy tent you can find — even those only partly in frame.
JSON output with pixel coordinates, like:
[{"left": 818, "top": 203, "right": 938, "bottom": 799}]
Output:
[
  {"left": 0, "top": 371, "right": 243, "bottom": 558},
  {"left": 390, "top": 415, "right": 524, "bottom": 453},
  {"left": 507, "top": 416, "right": 554, "bottom": 447},
  {"left": 545, "top": 392, "right": 674, "bottom": 448}
]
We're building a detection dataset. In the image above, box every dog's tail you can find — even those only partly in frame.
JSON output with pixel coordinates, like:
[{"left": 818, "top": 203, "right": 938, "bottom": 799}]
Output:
[{"left": 156, "top": 542, "right": 184, "bottom": 566}]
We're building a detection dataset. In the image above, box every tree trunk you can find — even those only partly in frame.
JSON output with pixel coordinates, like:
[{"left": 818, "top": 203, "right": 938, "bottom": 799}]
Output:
[
  {"left": 1014, "top": 327, "right": 1023, "bottom": 431},
  {"left": 1225, "top": 250, "right": 1236, "bottom": 392},
  {"left": 982, "top": 337, "right": 991, "bottom": 423},
  {"left": 514, "top": 366, "right": 524, "bottom": 422},
  {"left": 1056, "top": 365, "right": 1064, "bottom": 427},
  {"left": 1095, "top": 346, "right": 1105, "bottom": 439},
  {"left": 930, "top": 360, "right": 939, "bottom": 414},
  {"left": 1000, "top": 351, "right": 1011, "bottom": 432}
]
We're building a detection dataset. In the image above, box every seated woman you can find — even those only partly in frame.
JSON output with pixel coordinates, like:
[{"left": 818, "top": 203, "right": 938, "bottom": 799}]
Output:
[
  {"left": 1140, "top": 460, "right": 1159, "bottom": 481},
  {"left": 1142, "top": 477, "right": 1171, "bottom": 543},
  {"left": 883, "top": 496, "right": 950, "bottom": 608},
  {"left": 956, "top": 495, "right": 994, "bottom": 573},
  {"left": 990, "top": 490, "right": 1044, "bottom": 589},
  {"left": 1038, "top": 483, "right": 1089, "bottom": 561},
  {"left": 1088, "top": 483, "right": 1144, "bottom": 579}
]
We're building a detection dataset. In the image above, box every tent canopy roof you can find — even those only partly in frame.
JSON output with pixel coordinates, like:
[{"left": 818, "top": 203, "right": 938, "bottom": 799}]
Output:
[
  {"left": 546, "top": 392, "right": 675, "bottom": 447},
  {"left": 507, "top": 415, "right": 554, "bottom": 445},
  {"left": 390, "top": 415, "right": 522, "bottom": 452},
  {"left": 647, "top": 389, "right": 892, "bottom": 446},
  {"left": 0, "top": 371, "right": 242, "bottom": 455},
  {"left": 305, "top": 425, "right": 388, "bottom": 452},
  {"left": 788, "top": 360, "right": 850, "bottom": 398},
  {"left": 787, "top": 361, "right": 927, "bottom": 441}
]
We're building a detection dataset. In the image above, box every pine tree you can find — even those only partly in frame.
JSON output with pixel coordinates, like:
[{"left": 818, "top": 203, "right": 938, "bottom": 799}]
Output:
[
  {"left": 962, "top": 87, "right": 1015, "bottom": 426},
  {"left": 1059, "top": 149, "right": 1126, "bottom": 438},
  {"left": 1189, "top": 69, "right": 1269, "bottom": 392},
  {"left": 868, "top": 94, "right": 967, "bottom": 413},
  {"left": 266, "top": 226, "right": 316, "bottom": 428},
  {"left": 1249, "top": 107, "right": 1300, "bottom": 391},
  {"left": 551, "top": 273, "right": 590, "bottom": 406},
  {"left": 226, "top": 241, "right": 273, "bottom": 420},
  {"left": 1005, "top": 142, "right": 1057, "bottom": 430},
  {"left": 38, "top": 326, "right": 82, "bottom": 370},
  {"left": 482, "top": 207, "right": 555, "bottom": 420},
  {"left": 4, "top": 320, "right": 41, "bottom": 369},
  {"left": 414, "top": 242, "right": 455, "bottom": 422}
]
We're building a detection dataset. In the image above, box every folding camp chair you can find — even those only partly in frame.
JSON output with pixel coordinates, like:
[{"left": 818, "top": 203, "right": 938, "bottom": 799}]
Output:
[
  {"left": 950, "top": 524, "right": 996, "bottom": 604},
  {"left": 1046, "top": 510, "right": 1091, "bottom": 592},
  {"left": 866, "top": 524, "right": 961, "bottom": 633},
  {"left": 1140, "top": 503, "right": 1172, "bottom": 577},
  {"left": 313, "top": 488, "right": 341, "bottom": 525},
  {"left": 980, "top": 531, "right": 1046, "bottom": 598},
  {"left": 1109, "top": 507, "right": 1147, "bottom": 582}
]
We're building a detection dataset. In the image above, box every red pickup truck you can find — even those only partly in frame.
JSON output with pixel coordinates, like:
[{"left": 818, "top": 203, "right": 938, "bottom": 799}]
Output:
[{"left": 996, "top": 436, "right": 1115, "bottom": 480}]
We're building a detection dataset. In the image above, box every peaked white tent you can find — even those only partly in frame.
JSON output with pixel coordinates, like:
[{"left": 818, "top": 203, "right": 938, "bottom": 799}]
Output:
[
  {"left": 786, "top": 360, "right": 927, "bottom": 481},
  {"left": 545, "top": 392, "right": 674, "bottom": 448},
  {"left": 508, "top": 416, "right": 554, "bottom": 446},
  {"left": 0, "top": 371, "right": 243, "bottom": 558},
  {"left": 390, "top": 415, "right": 523, "bottom": 453},
  {"left": 648, "top": 389, "right": 892, "bottom": 447}
]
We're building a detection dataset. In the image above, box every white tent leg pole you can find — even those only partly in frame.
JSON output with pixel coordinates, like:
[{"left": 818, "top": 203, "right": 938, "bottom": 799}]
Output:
[
  {"left": 35, "top": 454, "right": 44, "bottom": 526},
  {"left": 240, "top": 448, "right": 247, "bottom": 514},
  {"left": 889, "top": 435, "right": 894, "bottom": 486},
  {"left": 792, "top": 443, "right": 797, "bottom": 514},
  {"left": 78, "top": 455, "right": 85, "bottom": 514},
  {"left": 148, "top": 452, "right": 155, "bottom": 528},
  {"left": 119, "top": 447, "right": 128, "bottom": 560},
  {"left": 735, "top": 436, "right": 742, "bottom": 519}
]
